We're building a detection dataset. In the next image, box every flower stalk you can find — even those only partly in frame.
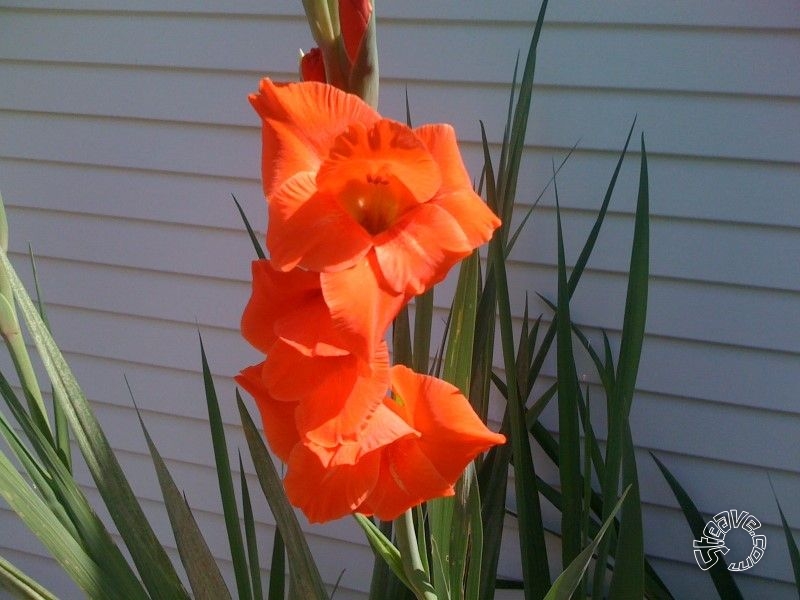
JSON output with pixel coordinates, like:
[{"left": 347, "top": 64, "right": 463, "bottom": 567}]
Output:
[
  {"left": 300, "top": 0, "right": 379, "bottom": 108},
  {"left": 395, "top": 509, "right": 438, "bottom": 600}
]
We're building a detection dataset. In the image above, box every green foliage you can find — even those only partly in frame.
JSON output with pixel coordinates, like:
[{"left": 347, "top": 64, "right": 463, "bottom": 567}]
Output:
[
  {"left": 135, "top": 393, "right": 232, "bottom": 600},
  {"left": 0, "top": 196, "right": 325, "bottom": 600},
  {"left": 769, "top": 479, "right": 800, "bottom": 597},
  {"left": 651, "top": 454, "right": 743, "bottom": 600}
]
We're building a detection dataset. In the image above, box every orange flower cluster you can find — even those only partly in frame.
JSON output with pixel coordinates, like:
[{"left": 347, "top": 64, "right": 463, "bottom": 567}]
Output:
[{"left": 238, "top": 78, "right": 505, "bottom": 523}]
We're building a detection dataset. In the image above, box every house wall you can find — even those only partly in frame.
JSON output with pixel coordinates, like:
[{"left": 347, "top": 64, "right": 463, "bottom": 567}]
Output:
[{"left": 0, "top": 1, "right": 798, "bottom": 598}]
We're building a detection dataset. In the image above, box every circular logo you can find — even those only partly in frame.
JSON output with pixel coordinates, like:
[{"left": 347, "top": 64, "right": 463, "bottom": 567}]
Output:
[{"left": 693, "top": 509, "right": 766, "bottom": 571}]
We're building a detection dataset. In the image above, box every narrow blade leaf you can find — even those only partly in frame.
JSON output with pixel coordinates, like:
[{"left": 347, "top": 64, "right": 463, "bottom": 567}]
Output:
[
  {"left": 554, "top": 177, "right": 583, "bottom": 568},
  {"left": 0, "top": 555, "right": 58, "bottom": 600},
  {"left": 233, "top": 194, "right": 266, "bottom": 259},
  {"left": 137, "top": 401, "right": 232, "bottom": 600},
  {"left": 240, "top": 454, "right": 264, "bottom": 600},
  {"left": 268, "top": 526, "right": 286, "bottom": 600},
  {"left": 237, "top": 392, "right": 328, "bottom": 600},
  {"left": 0, "top": 249, "right": 189, "bottom": 600},
  {"left": 768, "top": 478, "right": 800, "bottom": 596},
  {"left": 544, "top": 489, "right": 630, "bottom": 600},
  {"left": 200, "top": 336, "right": 252, "bottom": 600},
  {"left": 651, "top": 454, "right": 743, "bottom": 600}
]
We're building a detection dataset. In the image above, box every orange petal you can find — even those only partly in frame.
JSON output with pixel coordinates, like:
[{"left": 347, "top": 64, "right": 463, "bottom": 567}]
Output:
[
  {"left": 274, "top": 296, "right": 350, "bottom": 358},
  {"left": 236, "top": 362, "right": 300, "bottom": 462},
  {"left": 317, "top": 120, "right": 441, "bottom": 205},
  {"left": 241, "top": 260, "right": 349, "bottom": 357},
  {"left": 312, "top": 403, "right": 418, "bottom": 468},
  {"left": 433, "top": 189, "right": 501, "bottom": 250},
  {"left": 241, "top": 259, "right": 321, "bottom": 354},
  {"left": 284, "top": 443, "right": 380, "bottom": 523},
  {"left": 263, "top": 340, "right": 353, "bottom": 402},
  {"left": 373, "top": 203, "right": 471, "bottom": 295},
  {"left": 389, "top": 365, "right": 506, "bottom": 483},
  {"left": 414, "top": 123, "right": 500, "bottom": 248},
  {"left": 268, "top": 172, "right": 372, "bottom": 272},
  {"left": 413, "top": 123, "right": 473, "bottom": 194},
  {"left": 359, "top": 439, "right": 454, "bottom": 521},
  {"left": 249, "top": 79, "right": 380, "bottom": 198},
  {"left": 296, "top": 341, "right": 391, "bottom": 454},
  {"left": 320, "top": 254, "right": 407, "bottom": 360}
]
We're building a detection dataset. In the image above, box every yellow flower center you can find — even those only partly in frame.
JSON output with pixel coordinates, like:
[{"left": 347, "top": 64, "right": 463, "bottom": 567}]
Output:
[{"left": 339, "top": 171, "right": 413, "bottom": 236}]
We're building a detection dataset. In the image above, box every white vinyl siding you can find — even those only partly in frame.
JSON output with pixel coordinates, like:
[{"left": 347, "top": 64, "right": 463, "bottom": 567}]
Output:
[{"left": 0, "top": 2, "right": 798, "bottom": 598}]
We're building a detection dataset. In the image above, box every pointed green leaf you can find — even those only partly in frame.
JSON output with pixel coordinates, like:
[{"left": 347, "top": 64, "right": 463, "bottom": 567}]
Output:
[
  {"left": 404, "top": 88, "right": 412, "bottom": 128},
  {"left": 240, "top": 453, "right": 264, "bottom": 600},
  {"left": 497, "top": 0, "right": 549, "bottom": 239},
  {"left": 237, "top": 392, "right": 328, "bottom": 600},
  {"left": 554, "top": 176, "right": 583, "bottom": 568},
  {"left": 544, "top": 489, "right": 630, "bottom": 600},
  {"left": 593, "top": 135, "right": 650, "bottom": 600},
  {"left": 651, "top": 454, "right": 743, "bottom": 600},
  {"left": 768, "top": 478, "right": 800, "bottom": 596},
  {"left": 607, "top": 425, "right": 644, "bottom": 599},
  {"left": 267, "top": 525, "right": 286, "bottom": 600},
  {"left": 0, "top": 450, "right": 129, "bottom": 600},
  {"left": 136, "top": 399, "right": 232, "bottom": 600},
  {"left": 615, "top": 135, "right": 649, "bottom": 419},
  {"left": 200, "top": 336, "right": 252, "bottom": 600},
  {"left": 0, "top": 374, "right": 147, "bottom": 599},
  {"left": 28, "top": 246, "right": 71, "bottom": 471},
  {"left": 489, "top": 162, "right": 550, "bottom": 600},
  {"left": 233, "top": 194, "right": 266, "bottom": 259},
  {"left": 0, "top": 247, "right": 188, "bottom": 600}
]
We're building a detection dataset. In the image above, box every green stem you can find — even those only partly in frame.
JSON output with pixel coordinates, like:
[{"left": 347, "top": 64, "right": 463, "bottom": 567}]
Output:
[{"left": 395, "top": 510, "right": 438, "bottom": 600}]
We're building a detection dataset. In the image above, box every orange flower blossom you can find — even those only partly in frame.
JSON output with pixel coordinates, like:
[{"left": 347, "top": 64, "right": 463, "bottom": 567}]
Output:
[
  {"left": 240, "top": 260, "right": 405, "bottom": 458},
  {"left": 240, "top": 77, "right": 506, "bottom": 524},
  {"left": 238, "top": 361, "right": 506, "bottom": 523},
  {"left": 249, "top": 78, "right": 501, "bottom": 297}
]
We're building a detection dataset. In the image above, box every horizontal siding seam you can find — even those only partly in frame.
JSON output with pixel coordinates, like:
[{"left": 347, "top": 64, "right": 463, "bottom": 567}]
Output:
[{"left": 1, "top": 6, "right": 798, "bottom": 33}]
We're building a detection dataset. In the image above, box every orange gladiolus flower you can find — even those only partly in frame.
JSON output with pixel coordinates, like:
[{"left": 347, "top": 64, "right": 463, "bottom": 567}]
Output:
[
  {"left": 283, "top": 365, "right": 506, "bottom": 523},
  {"left": 249, "top": 79, "right": 501, "bottom": 297}
]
